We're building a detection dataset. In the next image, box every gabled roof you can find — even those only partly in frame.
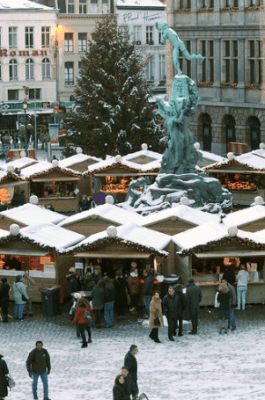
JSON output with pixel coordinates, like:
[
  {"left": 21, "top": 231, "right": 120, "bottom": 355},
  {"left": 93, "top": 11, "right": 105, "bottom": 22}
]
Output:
[
  {"left": 59, "top": 203, "right": 139, "bottom": 227},
  {"left": 0, "top": 170, "right": 25, "bottom": 183},
  {"left": 137, "top": 205, "right": 220, "bottom": 227},
  {"left": 86, "top": 156, "right": 160, "bottom": 175},
  {"left": 59, "top": 153, "right": 102, "bottom": 169},
  {"left": 204, "top": 153, "right": 265, "bottom": 172},
  {"left": 20, "top": 161, "right": 53, "bottom": 179},
  {"left": 123, "top": 149, "right": 162, "bottom": 164},
  {"left": 0, "top": 0, "right": 55, "bottom": 10},
  {"left": 222, "top": 205, "right": 265, "bottom": 228},
  {"left": 66, "top": 223, "right": 170, "bottom": 257},
  {"left": 2, "top": 157, "right": 38, "bottom": 171},
  {"left": 0, "top": 203, "right": 66, "bottom": 226},
  {"left": 197, "top": 150, "right": 227, "bottom": 167},
  {"left": 21, "top": 163, "right": 83, "bottom": 179}
]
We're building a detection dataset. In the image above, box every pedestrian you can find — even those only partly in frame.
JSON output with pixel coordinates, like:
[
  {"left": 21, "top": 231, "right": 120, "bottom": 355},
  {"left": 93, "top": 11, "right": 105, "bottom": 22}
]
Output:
[
  {"left": 186, "top": 278, "right": 202, "bottom": 335},
  {"left": 175, "top": 284, "right": 185, "bottom": 336},
  {"left": 163, "top": 285, "right": 185, "bottom": 341},
  {"left": 0, "top": 352, "right": 9, "bottom": 400},
  {"left": 142, "top": 269, "right": 153, "bottom": 317},
  {"left": 13, "top": 275, "right": 29, "bottom": 321},
  {"left": 120, "top": 366, "right": 137, "bottom": 400},
  {"left": 0, "top": 278, "right": 10, "bottom": 323},
  {"left": 17, "top": 190, "right": 27, "bottom": 206},
  {"left": 114, "top": 270, "right": 130, "bottom": 319},
  {"left": 236, "top": 264, "right": 249, "bottom": 310},
  {"left": 222, "top": 267, "right": 236, "bottom": 285},
  {"left": 21, "top": 270, "right": 36, "bottom": 317},
  {"left": 94, "top": 264, "right": 103, "bottom": 283},
  {"left": 78, "top": 194, "right": 93, "bottom": 212},
  {"left": 217, "top": 283, "right": 230, "bottom": 334},
  {"left": 82, "top": 272, "right": 96, "bottom": 291},
  {"left": 66, "top": 267, "right": 80, "bottom": 296},
  {"left": 91, "top": 280, "right": 104, "bottom": 327},
  {"left": 26, "top": 341, "right": 51, "bottom": 400},
  {"left": 124, "top": 345, "right": 138, "bottom": 398},
  {"left": 113, "top": 374, "right": 130, "bottom": 400},
  {"left": 149, "top": 290, "right": 164, "bottom": 343},
  {"left": 222, "top": 278, "right": 236, "bottom": 331},
  {"left": 69, "top": 293, "right": 82, "bottom": 338},
  {"left": 103, "top": 276, "right": 115, "bottom": 328},
  {"left": 127, "top": 268, "right": 140, "bottom": 314},
  {"left": 72, "top": 298, "right": 95, "bottom": 347}
]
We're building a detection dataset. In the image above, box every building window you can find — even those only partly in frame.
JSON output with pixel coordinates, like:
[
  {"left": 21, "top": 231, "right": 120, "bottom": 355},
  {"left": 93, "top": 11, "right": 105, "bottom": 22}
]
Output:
[
  {"left": 68, "top": 0, "right": 75, "bottom": 13},
  {"left": 159, "top": 54, "right": 166, "bottom": 83},
  {"left": 65, "top": 33, "right": 73, "bottom": 52},
  {"left": 91, "top": 0, "right": 98, "bottom": 13},
  {"left": 178, "top": 40, "right": 191, "bottom": 77},
  {"left": 65, "top": 62, "right": 74, "bottom": 85},
  {"left": 9, "top": 59, "right": 17, "bottom": 81},
  {"left": 42, "top": 58, "right": 51, "bottom": 80},
  {"left": 179, "top": 0, "right": 191, "bottom": 8},
  {"left": 200, "top": 40, "right": 214, "bottom": 83},
  {"left": 79, "top": 0, "right": 87, "bottom": 13},
  {"left": 225, "top": 115, "right": 236, "bottom": 150},
  {"left": 78, "top": 33, "right": 87, "bottom": 52},
  {"left": 42, "top": 27, "right": 50, "bottom": 48},
  {"left": 201, "top": 114, "right": 212, "bottom": 152},
  {"left": 25, "top": 27, "right": 34, "bottom": 49},
  {"left": 247, "top": 40, "right": 262, "bottom": 85},
  {"left": 26, "top": 58, "right": 34, "bottom": 80},
  {"left": 133, "top": 26, "right": 141, "bottom": 44},
  {"left": 146, "top": 26, "right": 154, "bottom": 45},
  {"left": 224, "top": 0, "right": 238, "bottom": 7},
  {"left": 223, "top": 40, "right": 238, "bottom": 84},
  {"left": 29, "top": 89, "right": 41, "bottom": 100},
  {"left": 249, "top": 117, "right": 260, "bottom": 151},
  {"left": 8, "top": 89, "right": 18, "bottom": 101},
  {"left": 9, "top": 27, "right": 17, "bottom": 49},
  {"left": 146, "top": 56, "right": 154, "bottom": 82},
  {"left": 102, "top": 0, "right": 108, "bottom": 13}
]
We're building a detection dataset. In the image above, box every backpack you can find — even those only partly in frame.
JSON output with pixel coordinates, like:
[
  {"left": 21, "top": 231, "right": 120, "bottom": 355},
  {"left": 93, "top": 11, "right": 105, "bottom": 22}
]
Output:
[{"left": 82, "top": 308, "right": 94, "bottom": 327}]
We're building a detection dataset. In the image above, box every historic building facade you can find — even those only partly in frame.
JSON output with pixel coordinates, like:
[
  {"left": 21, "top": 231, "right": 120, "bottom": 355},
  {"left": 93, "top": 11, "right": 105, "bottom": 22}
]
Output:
[
  {"left": 116, "top": 0, "right": 166, "bottom": 94},
  {"left": 167, "top": 0, "right": 265, "bottom": 156}
]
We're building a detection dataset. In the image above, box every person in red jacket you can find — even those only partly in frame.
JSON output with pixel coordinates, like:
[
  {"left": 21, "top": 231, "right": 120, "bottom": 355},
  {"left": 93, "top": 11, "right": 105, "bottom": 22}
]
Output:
[{"left": 72, "top": 298, "right": 95, "bottom": 348}]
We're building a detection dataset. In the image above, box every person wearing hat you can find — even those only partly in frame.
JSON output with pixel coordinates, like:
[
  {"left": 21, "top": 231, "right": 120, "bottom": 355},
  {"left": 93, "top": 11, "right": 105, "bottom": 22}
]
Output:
[
  {"left": 13, "top": 275, "right": 29, "bottom": 321},
  {"left": 0, "top": 278, "right": 10, "bottom": 323},
  {"left": 236, "top": 264, "right": 249, "bottom": 310},
  {"left": 0, "top": 352, "right": 9, "bottom": 400}
]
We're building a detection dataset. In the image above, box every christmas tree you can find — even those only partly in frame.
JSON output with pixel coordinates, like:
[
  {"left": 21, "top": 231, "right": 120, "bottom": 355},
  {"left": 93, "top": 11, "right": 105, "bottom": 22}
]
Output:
[{"left": 66, "top": 15, "right": 166, "bottom": 158}]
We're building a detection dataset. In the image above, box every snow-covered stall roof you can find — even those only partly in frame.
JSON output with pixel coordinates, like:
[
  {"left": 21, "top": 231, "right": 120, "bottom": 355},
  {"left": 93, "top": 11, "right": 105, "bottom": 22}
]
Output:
[
  {"left": 116, "top": 0, "right": 165, "bottom": 8},
  {"left": 86, "top": 156, "right": 160, "bottom": 174},
  {"left": 20, "top": 223, "right": 85, "bottom": 252},
  {"left": 59, "top": 153, "right": 102, "bottom": 169},
  {"left": 252, "top": 148, "right": 265, "bottom": 159},
  {"left": 172, "top": 221, "right": 265, "bottom": 256},
  {"left": 67, "top": 223, "right": 170, "bottom": 257},
  {"left": 222, "top": 206, "right": 265, "bottom": 228},
  {"left": 0, "top": 0, "right": 55, "bottom": 10},
  {"left": 2, "top": 157, "right": 38, "bottom": 171},
  {"left": 21, "top": 161, "right": 53, "bottom": 179},
  {"left": 197, "top": 150, "right": 228, "bottom": 168},
  {"left": 0, "top": 228, "right": 10, "bottom": 238},
  {"left": 137, "top": 204, "right": 220, "bottom": 227},
  {"left": 123, "top": 149, "right": 162, "bottom": 164},
  {"left": 59, "top": 203, "right": 139, "bottom": 227},
  {"left": 0, "top": 170, "right": 24, "bottom": 183},
  {"left": 0, "top": 203, "right": 66, "bottom": 226},
  {"left": 204, "top": 153, "right": 265, "bottom": 172}
]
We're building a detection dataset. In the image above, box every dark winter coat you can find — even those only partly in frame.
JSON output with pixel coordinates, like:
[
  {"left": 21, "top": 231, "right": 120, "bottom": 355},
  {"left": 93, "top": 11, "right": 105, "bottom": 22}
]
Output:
[
  {"left": 227, "top": 282, "right": 236, "bottom": 307},
  {"left": 91, "top": 286, "right": 104, "bottom": 309},
  {"left": 186, "top": 282, "right": 202, "bottom": 310},
  {"left": 0, "top": 282, "right": 10, "bottom": 308},
  {"left": 114, "top": 277, "right": 130, "bottom": 306},
  {"left": 124, "top": 373, "right": 136, "bottom": 398},
  {"left": 113, "top": 383, "right": 130, "bottom": 400},
  {"left": 124, "top": 352, "right": 137, "bottom": 386},
  {"left": 17, "top": 193, "right": 27, "bottom": 206},
  {"left": 163, "top": 291, "right": 185, "bottom": 319},
  {"left": 83, "top": 278, "right": 96, "bottom": 291},
  {"left": 142, "top": 274, "right": 154, "bottom": 296},
  {"left": 67, "top": 274, "right": 80, "bottom": 295},
  {"left": 217, "top": 291, "right": 230, "bottom": 311},
  {"left": 0, "top": 357, "right": 9, "bottom": 398},
  {"left": 79, "top": 199, "right": 92, "bottom": 212},
  {"left": 222, "top": 269, "right": 236, "bottom": 285},
  {"left": 104, "top": 282, "right": 115, "bottom": 303},
  {"left": 26, "top": 348, "right": 51, "bottom": 374}
]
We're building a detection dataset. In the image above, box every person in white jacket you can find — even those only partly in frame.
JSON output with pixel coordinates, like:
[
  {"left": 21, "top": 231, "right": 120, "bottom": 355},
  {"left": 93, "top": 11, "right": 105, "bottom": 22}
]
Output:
[
  {"left": 236, "top": 264, "right": 249, "bottom": 310},
  {"left": 13, "top": 275, "right": 29, "bottom": 321}
]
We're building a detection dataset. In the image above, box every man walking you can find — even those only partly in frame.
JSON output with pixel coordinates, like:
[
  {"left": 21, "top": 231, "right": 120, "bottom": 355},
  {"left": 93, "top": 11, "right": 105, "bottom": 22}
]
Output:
[
  {"left": 124, "top": 345, "right": 138, "bottom": 400},
  {"left": 222, "top": 278, "right": 236, "bottom": 330},
  {"left": 163, "top": 286, "right": 179, "bottom": 341},
  {"left": 26, "top": 341, "right": 51, "bottom": 400},
  {"left": 103, "top": 276, "right": 115, "bottom": 328},
  {"left": 186, "top": 278, "right": 202, "bottom": 335},
  {"left": 121, "top": 365, "right": 137, "bottom": 400},
  {"left": 142, "top": 269, "right": 153, "bottom": 317}
]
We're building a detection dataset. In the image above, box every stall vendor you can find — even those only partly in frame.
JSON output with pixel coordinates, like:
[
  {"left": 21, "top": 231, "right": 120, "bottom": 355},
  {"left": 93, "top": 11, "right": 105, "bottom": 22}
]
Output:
[{"left": 3, "top": 255, "right": 21, "bottom": 270}]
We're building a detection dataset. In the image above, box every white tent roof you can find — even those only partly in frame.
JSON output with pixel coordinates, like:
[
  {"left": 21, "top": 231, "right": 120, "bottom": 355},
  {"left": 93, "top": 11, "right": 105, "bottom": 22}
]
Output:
[
  {"left": 87, "top": 156, "right": 160, "bottom": 173},
  {"left": 198, "top": 150, "right": 227, "bottom": 164},
  {"left": 59, "top": 153, "right": 102, "bottom": 169},
  {"left": 0, "top": 203, "right": 66, "bottom": 225},
  {"left": 236, "top": 153, "right": 265, "bottom": 170},
  {"left": 123, "top": 149, "right": 162, "bottom": 163},
  {"left": 222, "top": 205, "right": 265, "bottom": 228},
  {"left": 20, "top": 223, "right": 85, "bottom": 251},
  {"left": 59, "top": 203, "right": 140, "bottom": 227},
  {"left": 137, "top": 204, "right": 220, "bottom": 227},
  {"left": 2, "top": 157, "right": 38, "bottom": 170},
  {"left": 21, "top": 161, "right": 53, "bottom": 178}
]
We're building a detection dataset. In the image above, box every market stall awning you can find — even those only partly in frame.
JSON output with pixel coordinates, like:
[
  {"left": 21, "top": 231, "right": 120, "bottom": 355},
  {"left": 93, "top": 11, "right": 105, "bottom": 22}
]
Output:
[
  {"left": 1, "top": 249, "right": 49, "bottom": 256},
  {"left": 195, "top": 251, "right": 265, "bottom": 258},
  {"left": 74, "top": 252, "right": 151, "bottom": 259}
]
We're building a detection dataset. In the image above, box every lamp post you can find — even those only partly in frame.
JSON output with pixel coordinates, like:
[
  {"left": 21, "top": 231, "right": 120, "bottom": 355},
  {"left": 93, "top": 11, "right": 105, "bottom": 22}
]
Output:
[{"left": 19, "top": 100, "right": 28, "bottom": 157}]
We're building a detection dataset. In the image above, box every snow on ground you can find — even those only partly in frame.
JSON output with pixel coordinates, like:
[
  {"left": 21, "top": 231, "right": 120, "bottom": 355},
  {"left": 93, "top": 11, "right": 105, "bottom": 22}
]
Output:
[{"left": 2, "top": 305, "right": 265, "bottom": 400}]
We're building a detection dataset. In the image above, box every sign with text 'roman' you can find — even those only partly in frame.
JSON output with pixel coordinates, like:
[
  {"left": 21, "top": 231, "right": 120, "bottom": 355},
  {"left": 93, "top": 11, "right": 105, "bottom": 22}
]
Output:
[{"left": 0, "top": 50, "right": 48, "bottom": 57}]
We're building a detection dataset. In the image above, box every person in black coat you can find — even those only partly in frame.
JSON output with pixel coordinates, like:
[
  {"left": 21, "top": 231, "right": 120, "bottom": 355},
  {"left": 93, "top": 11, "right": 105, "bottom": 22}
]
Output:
[
  {"left": 217, "top": 282, "right": 231, "bottom": 334},
  {"left": 121, "top": 366, "right": 137, "bottom": 400},
  {"left": 66, "top": 267, "right": 80, "bottom": 296},
  {"left": 142, "top": 269, "right": 153, "bottom": 316},
  {"left": 124, "top": 345, "right": 138, "bottom": 398},
  {"left": 17, "top": 190, "right": 26, "bottom": 206},
  {"left": 222, "top": 268, "right": 236, "bottom": 285},
  {"left": 113, "top": 374, "right": 130, "bottom": 400},
  {"left": 186, "top": 278, "right": 202, "bottom": 335},
  {"left": 0, "top": 353, "right": 9, "bottom": 400},
  {"left": 163, "top": 285, "right": 185, "bottom": 341},
  {"left": 0, "top": 278, "right": 10, "bottom": 323},
  {"left": 79, "top": 195, "right": 93, "bottom": 212},
  {"left": 114, "top": 270, "right": 130, "bottom": 318}
]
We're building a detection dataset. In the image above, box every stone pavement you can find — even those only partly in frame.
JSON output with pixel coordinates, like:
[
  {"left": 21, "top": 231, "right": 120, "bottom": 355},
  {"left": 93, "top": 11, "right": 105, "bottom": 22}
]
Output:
[{"left": 1, "top": 303, "right": 265, "bottom": 400}]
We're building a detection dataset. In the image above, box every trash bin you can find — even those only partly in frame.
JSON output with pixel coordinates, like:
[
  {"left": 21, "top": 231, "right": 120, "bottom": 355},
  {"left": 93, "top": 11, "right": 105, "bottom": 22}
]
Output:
[
  {"left": 40, "top": 287, "right": 61, "bottom": 317},
  {"left": 162, "top": 274, "right": 180, "bottom": 298}
]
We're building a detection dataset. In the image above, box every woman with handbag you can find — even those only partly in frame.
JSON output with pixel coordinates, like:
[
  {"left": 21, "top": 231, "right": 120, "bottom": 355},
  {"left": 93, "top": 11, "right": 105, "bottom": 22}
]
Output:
[
  {"left": 149, "top": 290, "right": 164, "bottom": 343},
  {"left": 13, "top": 275, "right": 29, "bottom": 321},
  {"left": 0, "top": 352, "right": 9, "bottom": 400},
  {"left": 72, "top": 298, "right": 95, "bottom": 348}
]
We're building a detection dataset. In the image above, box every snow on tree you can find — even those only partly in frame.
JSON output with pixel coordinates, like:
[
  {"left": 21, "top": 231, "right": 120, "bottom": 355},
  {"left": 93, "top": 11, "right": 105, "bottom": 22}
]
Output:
[{"left": 66, "top": 15, "right": 166, "bottom": 158}]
